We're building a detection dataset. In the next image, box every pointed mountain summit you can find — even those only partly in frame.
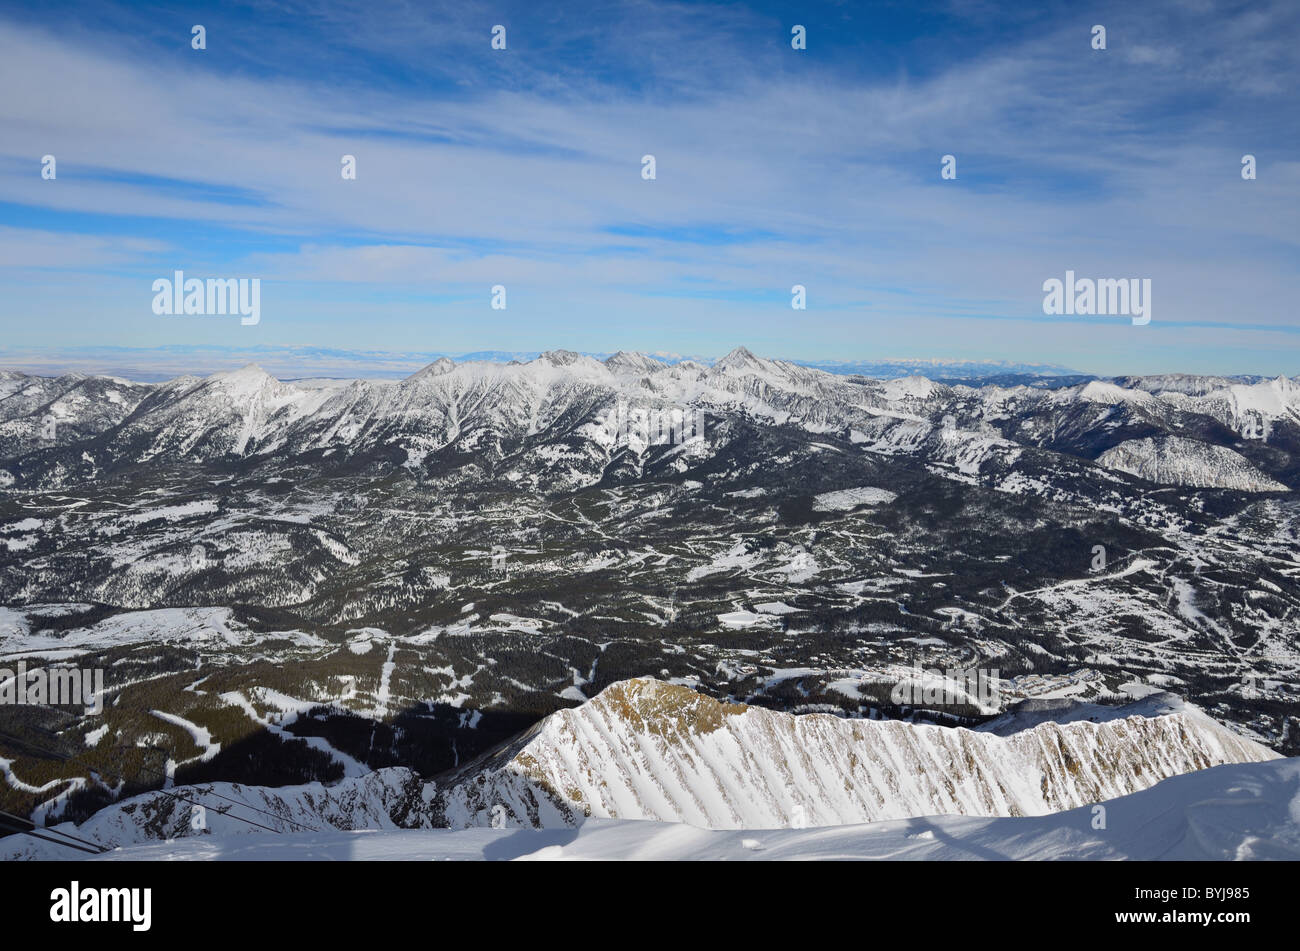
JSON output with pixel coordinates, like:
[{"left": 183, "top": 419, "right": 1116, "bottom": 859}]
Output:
[
  {"left": 409, "top": 356, "right": 456, "bottom": 380},
  {"left": 713, "top": 346, "right": 767, "bottom": 372}
]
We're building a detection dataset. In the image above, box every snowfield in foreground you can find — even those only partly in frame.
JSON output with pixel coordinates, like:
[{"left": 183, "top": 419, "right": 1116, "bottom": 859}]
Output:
[{"left": 77, "top": 759, "right": 1300, "bottom": 861}]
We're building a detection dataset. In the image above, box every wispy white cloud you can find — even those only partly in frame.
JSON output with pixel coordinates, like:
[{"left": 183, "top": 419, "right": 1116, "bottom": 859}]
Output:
[{"left": 0, "top": 0, "right": 1295, "bottom": 374}]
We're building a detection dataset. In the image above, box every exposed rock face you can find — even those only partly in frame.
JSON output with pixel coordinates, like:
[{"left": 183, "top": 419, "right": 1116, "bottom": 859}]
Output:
[{"left": 439, "top": 678, "right": 1279, "bottom": 830}]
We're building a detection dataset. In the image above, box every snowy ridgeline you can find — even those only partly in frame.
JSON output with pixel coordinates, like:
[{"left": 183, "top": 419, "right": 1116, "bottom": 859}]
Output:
[
  {"left": 0, "top": 678, "right": 1281, "bottom": 860},
  {"left": 2, "top": 351, "right": 1298, "bottom": 492},
  {"left": 437, "top": 679, "right": 1277, "bottom": 829},
  {"left": 72, "top": 758, "right": 1300, "bottom": 861}
]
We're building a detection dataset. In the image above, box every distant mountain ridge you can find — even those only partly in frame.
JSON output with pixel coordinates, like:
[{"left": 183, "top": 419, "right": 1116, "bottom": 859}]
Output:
[
  {"left": 2, "top": 346, "right": 1297, "bottom": 494},
  {"left": 2, "top": 345, "right": 1083, "bottom": 382}
]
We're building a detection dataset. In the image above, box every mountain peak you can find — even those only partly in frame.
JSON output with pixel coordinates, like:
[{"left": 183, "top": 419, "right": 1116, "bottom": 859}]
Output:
[
  {"left": 537, "top": 349, "right": 585, "bottom": 367},
  {"left": 589, "top": 677, "right": 749, "bottom": 736},
  {"left": 209, "top": 363, "right": 278, "bottom": 390},
  {"left": 604, "top": 351, "right": 667, "bottom": 374},
  {"left": 410, "top": 356, "right": 456, "bottom": 379},
  {"left": 714, "top": 346, "right": 764, "bottom": 371},
  {"left": 219, "top": 362, "right": 270, "bottom": 377}
]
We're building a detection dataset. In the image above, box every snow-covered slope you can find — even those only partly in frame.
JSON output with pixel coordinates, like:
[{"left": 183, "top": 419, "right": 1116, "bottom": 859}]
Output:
[
  {"left": 22, "top": 758, "right": 1300, "bottom": 861},
  {"left": 1097, "top": 435, "right": 1286, "bottom": 492},
  {"left": 4, "top": 351, "right": 1299, "bottom": 493},
  {"left": 0, "top": 679, "right": 1282, "bottom": 858},
  {"left": 0, "top": 767, "right": 435, "bottom": 861},
  {"left": 0, "top": 372, "right": 151, "bottom": 459},
  {"left": 977, "top": 693, "right": 1195, "bottom": 736},
  {"left": 439, "top": 678, "right": 1278, "bottom": 830}
]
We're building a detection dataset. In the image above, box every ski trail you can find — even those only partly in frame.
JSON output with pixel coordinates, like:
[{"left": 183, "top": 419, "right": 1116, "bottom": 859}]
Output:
[{"left": 997, "top": 558, "right": 1156, "bottom": 612}]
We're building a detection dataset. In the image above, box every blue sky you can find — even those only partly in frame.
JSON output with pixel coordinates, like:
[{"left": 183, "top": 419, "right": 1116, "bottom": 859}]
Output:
[{"left": 0, "top": 0, "right": 1297, "bottom": 375}]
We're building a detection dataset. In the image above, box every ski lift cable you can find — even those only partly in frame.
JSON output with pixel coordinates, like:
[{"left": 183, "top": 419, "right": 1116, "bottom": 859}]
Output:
[
  {"left": 0, "top": 808, "right": 109, "bottom": 854},
  {"left": 122, "top": 752, "right": 322, "bottom": 834},
  {"left": 0, "top": 816, "right": 105, "bottom": 856}
]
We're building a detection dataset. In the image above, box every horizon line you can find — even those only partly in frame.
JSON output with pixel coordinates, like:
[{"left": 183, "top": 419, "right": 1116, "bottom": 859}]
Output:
[{"left": 2, "top": 342, "right": 1293, "bottom": 384}]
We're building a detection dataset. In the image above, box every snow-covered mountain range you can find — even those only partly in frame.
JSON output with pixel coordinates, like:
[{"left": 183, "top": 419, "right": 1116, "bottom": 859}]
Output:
[
  {"left": 3, "top": 348, "right": 1298, "bottom": 493},
  {"left": 0, "top": 678, "right": 1286, "bottom": 860},
  {"left": 1, "top": 347, "right": 1297, "bottom": 849}
]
